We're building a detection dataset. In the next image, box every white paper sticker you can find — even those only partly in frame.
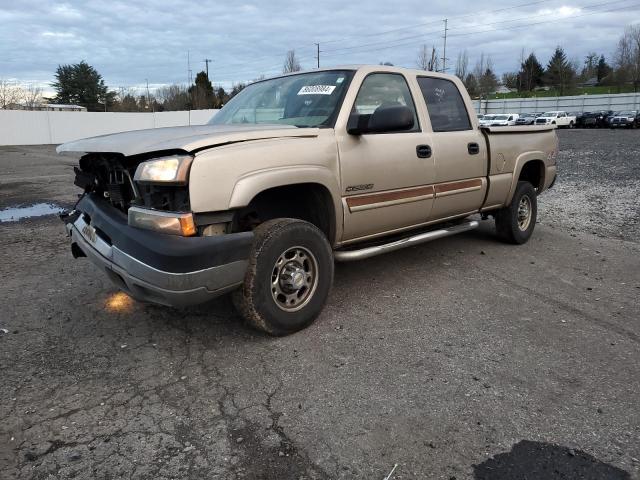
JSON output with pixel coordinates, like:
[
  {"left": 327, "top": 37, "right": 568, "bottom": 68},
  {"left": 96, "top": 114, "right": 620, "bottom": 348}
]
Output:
[{"left": 297, "top": 85, "right": 336, "bottom": 95}]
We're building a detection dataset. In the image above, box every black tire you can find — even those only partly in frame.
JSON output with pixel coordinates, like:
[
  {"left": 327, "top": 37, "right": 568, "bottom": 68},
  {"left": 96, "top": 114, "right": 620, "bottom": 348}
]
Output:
[
  {"left": 232, "top": 218, "right": 334, "bottom": 336},
  {"left": 494, "top": 181, "right": 537, "bottom": 245}
]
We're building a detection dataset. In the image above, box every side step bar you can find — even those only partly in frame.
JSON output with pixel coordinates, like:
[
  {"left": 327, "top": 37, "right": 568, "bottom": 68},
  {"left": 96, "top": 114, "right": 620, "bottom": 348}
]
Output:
[{"left": 333, "top": 220, "right": 479, "bottom": 262}]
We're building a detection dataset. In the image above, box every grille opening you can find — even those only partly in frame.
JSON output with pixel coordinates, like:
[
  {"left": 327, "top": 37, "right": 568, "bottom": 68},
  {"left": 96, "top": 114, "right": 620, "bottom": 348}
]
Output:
[{"left": 76, "top": 153, "right": 190, "bottom": 213}]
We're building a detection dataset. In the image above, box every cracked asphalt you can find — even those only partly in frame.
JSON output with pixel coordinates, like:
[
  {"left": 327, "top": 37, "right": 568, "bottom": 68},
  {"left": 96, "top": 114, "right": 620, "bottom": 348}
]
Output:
[{"left": 1, "top": 130, "right": 639, "bottom": 479}]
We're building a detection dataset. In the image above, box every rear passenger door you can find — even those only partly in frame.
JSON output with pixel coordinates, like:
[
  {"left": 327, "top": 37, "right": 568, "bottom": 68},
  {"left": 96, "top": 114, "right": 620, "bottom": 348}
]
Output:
[{"left": 416, "top": 76, "right": 488, "bottom": 220}]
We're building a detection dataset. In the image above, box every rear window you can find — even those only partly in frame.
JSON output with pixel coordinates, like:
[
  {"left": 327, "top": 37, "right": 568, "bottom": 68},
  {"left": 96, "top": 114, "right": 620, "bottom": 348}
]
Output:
[{"left": 417, "top": 77, "right": 471, "bottom": 132}]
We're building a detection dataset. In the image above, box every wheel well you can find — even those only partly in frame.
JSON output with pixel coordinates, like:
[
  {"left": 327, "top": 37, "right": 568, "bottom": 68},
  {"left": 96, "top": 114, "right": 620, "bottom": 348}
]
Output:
[
  {"left": 234, "top": 183, "right": 336, "bottom": 241},
  {"left": 518, "top": 160, "right": 545, "bottom": 192},
  {"left": 518, "top": 160, "right": 544, "bottom": 192}
]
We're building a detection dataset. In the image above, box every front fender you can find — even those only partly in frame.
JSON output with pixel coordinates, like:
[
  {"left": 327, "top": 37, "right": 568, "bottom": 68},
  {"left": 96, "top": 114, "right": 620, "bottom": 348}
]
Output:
[{"left": 229, "top": 166, "right": 343, "bottom": 241}]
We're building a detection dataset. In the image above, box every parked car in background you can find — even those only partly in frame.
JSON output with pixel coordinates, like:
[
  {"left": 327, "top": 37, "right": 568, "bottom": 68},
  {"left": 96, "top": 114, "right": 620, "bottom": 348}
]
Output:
[
  {"left": 516, "top": 113, "right": 537, "bottom": 125},
  {"left": 577, "top": 111, "right": 612, "bottom": 128},
  {"left": 609, "top": 111, "right": 639, "bottom": 128},
  {"left": 535, "top": 111, "right": 576, "bottom": 128},
  {"left": 478, "top": 114, "right": 496, "bottom": 127},
  {"left": 486, "top": 113, "right": 519, "bottom": 126}
]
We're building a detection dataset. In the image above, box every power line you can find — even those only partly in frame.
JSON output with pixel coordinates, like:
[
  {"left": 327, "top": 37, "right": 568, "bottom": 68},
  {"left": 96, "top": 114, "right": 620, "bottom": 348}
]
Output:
[{"left": 211, "top": 0, "right": 632, "bottom": 77}]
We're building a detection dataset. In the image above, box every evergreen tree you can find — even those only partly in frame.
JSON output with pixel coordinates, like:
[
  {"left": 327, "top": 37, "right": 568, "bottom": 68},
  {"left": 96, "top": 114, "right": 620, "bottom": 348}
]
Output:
[
  {"left": 52, "top": 61, "right": 113, "bottom": 111},
  {"left": 189, "top": 71, "right": 214, "bottom": 109},
  {"left": 517, "top": 53, "right": 544, "bottom": 91},
  {"left": 596, "top": 55, "right": 612, "bottom": 84},
  {"left": 544, "top": 46, "right": 576, "bottom": 95}
]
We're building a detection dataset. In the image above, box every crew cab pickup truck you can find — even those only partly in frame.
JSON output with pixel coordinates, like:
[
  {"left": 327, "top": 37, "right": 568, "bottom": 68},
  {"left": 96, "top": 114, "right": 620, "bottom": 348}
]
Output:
[
  {"left": 535, "top": 111, "right": 576, "bottom": 128},
  {"left": 59, "top": 65, "right": 558, "bottom": 335}
]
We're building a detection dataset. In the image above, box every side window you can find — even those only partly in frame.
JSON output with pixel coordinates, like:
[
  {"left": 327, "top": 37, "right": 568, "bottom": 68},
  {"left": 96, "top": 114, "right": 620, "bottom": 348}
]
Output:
[
  {"left": 417, "top": 77, "right": 472, "bottom": 132},
  {"left": 352, "top": 73, "right": 418, "bottom": 132}
]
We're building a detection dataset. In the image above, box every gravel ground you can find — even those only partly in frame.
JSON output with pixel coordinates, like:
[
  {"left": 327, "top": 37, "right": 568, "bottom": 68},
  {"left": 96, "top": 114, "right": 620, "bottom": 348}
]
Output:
[
  {"left": 540, "top": 129, "right": 640, "bottom": 241},
  {"left": 1, "top": 130, "right": 639, "bottom": 479}
]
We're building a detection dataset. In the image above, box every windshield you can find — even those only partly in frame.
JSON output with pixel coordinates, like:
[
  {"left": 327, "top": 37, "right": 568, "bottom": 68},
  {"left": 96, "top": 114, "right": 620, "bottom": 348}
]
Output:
[
  {"left": 542, "top": 112, "right": 557, "bottom": 117},
  {"left": 209, "top": 70, "right": 354, "bottom": 128},
  {"left": 482, "top": 115, "right": 496, "bottom": 120},
  {"left": 617, "top": 111, "right": 634, "bottom": 116},
  {"left": 494, "top": 115, "right": 509, "bottom": 120}
]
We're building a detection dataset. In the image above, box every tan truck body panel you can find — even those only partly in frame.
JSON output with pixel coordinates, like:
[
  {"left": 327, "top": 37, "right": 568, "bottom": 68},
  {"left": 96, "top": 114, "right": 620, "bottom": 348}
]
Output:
[
  {"left": 189, "top": 65, "right": 557, "bottom": 246},
  {"left": 59, "top": 65, "right": 558, "bottom": 249}
]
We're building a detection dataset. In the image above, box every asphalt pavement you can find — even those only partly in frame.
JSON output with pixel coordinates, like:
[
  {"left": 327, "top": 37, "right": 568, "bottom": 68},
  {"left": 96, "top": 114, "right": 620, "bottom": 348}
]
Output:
[{"left": 1, "top": 129, "right": 639, "bottom": 479}]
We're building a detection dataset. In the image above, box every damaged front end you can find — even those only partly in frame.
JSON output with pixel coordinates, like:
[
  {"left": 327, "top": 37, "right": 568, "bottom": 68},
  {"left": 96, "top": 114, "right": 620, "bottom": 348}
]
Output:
[{"left": 61, "top": 150, "right": 253, "bottom": 307}]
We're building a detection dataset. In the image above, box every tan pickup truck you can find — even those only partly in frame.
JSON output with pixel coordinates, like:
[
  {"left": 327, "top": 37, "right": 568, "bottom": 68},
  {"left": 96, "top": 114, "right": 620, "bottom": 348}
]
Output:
[{"left": 59, "top": 65, "right": 558, "bottom": 335}]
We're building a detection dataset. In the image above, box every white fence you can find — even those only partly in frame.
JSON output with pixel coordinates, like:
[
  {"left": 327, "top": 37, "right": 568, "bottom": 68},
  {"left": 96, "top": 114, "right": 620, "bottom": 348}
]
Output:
[
  {"left": 0, "top": 109, "right": 219, "bottom": 146},
  {"left": 475, "top": 93, "right": 640, "bottom": 115}
]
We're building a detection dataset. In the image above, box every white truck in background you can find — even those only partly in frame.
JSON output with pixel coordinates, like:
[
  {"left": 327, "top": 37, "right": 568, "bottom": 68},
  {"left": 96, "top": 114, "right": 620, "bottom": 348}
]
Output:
[{"left": 535, "top": 111, "right": 576, "bottom": 128}]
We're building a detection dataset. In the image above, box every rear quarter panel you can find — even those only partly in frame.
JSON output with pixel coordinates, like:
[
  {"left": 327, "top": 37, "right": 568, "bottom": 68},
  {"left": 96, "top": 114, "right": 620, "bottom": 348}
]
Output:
[{"left": 482, "top": 126, "right": 558, "bottom": 208}]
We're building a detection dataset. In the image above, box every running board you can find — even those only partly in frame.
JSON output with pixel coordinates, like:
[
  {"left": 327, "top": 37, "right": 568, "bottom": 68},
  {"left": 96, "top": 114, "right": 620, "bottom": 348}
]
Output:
[{"left": 333, "top": 220, "right": 479, "bottom": 262}]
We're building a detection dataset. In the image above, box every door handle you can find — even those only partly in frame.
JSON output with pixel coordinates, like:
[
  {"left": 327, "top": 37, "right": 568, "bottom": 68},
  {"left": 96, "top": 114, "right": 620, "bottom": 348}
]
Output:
[
  {"left": 416, "top": 145, "right": 432, "bottom": 158},
  {"left": 468, "top": 142, "right": 480, "bottom": 155}
]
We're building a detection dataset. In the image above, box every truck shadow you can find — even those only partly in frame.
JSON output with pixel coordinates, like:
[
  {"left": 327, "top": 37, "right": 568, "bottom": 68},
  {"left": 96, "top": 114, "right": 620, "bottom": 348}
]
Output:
[{"left": 473, "top": 440, "right": 631, "bottom": 480}]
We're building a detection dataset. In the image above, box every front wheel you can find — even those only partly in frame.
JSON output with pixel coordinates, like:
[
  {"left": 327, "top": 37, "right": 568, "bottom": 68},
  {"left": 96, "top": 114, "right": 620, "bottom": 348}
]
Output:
[
  {"left": 494, "top": 181, "right": 537, "bottom": 244},
  {"left": 232, "top": 219, "right": 334, "bottom": 336}
]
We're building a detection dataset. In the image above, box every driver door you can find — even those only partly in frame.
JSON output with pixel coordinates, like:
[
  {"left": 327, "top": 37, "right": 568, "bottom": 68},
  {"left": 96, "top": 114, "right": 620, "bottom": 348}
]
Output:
[{"left": 337, "top": 73, "right": 435, "bottom": 242}]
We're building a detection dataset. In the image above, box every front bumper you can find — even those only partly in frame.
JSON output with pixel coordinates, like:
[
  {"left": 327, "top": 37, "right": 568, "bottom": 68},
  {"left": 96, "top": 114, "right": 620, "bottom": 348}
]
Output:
[{"left": 65, "top": 194, "right": 253, "bottom": 307}]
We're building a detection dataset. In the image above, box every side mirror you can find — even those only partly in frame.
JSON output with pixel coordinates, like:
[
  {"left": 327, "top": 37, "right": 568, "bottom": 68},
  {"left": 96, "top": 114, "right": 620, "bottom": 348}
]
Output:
[{"left": 347, "top": 105, "right": 415, "bottom": 135}]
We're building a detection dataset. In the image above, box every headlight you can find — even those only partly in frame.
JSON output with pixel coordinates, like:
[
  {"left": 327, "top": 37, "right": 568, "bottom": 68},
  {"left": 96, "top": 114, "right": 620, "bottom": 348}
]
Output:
[{"left": 134, "top": 154, "right": 193, "bottom": 184}]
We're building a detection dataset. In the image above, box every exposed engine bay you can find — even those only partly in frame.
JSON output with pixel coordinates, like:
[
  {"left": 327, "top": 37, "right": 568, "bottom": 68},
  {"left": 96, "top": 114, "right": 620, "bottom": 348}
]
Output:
[{"left": 74, "top": 152, "right": 190, "bottom": 213}]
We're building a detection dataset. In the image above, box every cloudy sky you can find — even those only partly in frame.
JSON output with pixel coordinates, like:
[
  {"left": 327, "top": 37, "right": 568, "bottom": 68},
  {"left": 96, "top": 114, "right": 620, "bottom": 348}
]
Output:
[{"left": 1, "top": 0, "right": 638, "bottom": 94}]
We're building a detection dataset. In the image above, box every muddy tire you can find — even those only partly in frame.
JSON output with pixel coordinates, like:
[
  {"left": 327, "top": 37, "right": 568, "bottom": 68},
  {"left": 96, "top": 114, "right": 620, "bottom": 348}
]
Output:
[
  {"left": 495, "top": 181, "right": 537, "bottom": 245},
  {"left": 232, "top": 219, "right": 333, "bottom": 336}
]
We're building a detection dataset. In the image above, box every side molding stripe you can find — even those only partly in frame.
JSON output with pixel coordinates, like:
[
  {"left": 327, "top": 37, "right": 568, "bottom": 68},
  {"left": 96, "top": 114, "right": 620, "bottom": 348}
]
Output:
[{"left": 344, "top": 178, "right": 483, "bottom": 212}]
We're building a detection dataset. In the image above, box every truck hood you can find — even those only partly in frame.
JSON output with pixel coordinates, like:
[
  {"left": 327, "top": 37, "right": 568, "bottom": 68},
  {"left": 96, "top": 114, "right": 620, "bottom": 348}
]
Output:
[{"left": 56, "top": 124, "right": 320, "bottom": 157}]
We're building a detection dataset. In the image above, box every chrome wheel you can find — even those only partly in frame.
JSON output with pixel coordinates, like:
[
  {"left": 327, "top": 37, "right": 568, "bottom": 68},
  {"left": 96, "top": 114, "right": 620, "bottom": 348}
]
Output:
[
  {"left": 517, "top": 195, "right": 532, "bottom": 231},
  {"left": 271, "top": 246, "right": 318, "bottom": 312}
]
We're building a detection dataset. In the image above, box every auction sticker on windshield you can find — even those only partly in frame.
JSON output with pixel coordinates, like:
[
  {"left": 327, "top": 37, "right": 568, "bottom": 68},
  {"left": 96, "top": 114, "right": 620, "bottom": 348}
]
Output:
[{"left": 298, "top": 85, "right": 336, "bottom": 95}]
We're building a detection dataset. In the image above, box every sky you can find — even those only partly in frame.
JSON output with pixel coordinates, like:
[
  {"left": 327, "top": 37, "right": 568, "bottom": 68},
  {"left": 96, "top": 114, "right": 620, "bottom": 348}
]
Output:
[{"left": 1, "top": 0, "right": 638, "bottom": 95}]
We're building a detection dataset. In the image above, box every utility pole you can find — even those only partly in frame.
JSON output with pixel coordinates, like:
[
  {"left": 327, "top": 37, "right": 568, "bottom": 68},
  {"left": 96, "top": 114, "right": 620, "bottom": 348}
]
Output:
[
  {"left": 441, "top": 18, "right": 449, "bottom": 73},
  {"left": 315, "top": 43, "right": 321, "bottom": 68},
  {"left": 204, "top": 58, "right": 212, "bottom": 79},
  {"left": 187, "top": 50, "right": 192, "bottom": 84}
]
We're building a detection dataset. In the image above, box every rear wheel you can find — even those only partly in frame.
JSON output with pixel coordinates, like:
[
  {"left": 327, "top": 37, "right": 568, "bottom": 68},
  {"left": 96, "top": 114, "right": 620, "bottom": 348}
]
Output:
[
  {"left": 494, "top": 181, "right": 537, "bottom": 244},
  {"left": 232, "top": 219, "right": 334, "bottom": 336}
]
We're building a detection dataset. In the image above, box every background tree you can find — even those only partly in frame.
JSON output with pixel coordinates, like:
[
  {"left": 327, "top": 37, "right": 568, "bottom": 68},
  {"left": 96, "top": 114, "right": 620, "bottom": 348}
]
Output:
[
  {"left": 283, "top": 50, "right": 302, "bottom": 73},
  {"left": 501, "top": 72, "right": 519, "bottom": 90},
  {"left": 473, "top": 54, "right": 498, "bottom": 97},
  {"left": 417, "top": 45, "right": 439, "bottom": 72},
  {"left": 22, "top": 84, "right": 43, "bottom": 109},
  {"left": 596, "top": 55, "right": 612, "bottom": 84},
  {"left": 518, "top": 52, "right": 544, "bottom": 91},
  {"left": 463, "top": 73, "right": 479, "bottom": 98},
  {"left": 229, "top": 83, "right": 246, "bottom": 99},
  {"left": 544, "top": 46, "right": 576, "bottom": 95},
  {"left": 581, "top": 52, "right": 599, "bottom": 81},
  {"left": 156, "top": 85, "right": 191, "bottom": 111},
  {"left": 0, "top": 80, "right": 23, "bottom": 109},
  {"left": 455, "top": 50, "right": 469, "bottom": 81},
  {"left": 189, "top": 71, "right": 214, "bottom": 109},
  {"left": 214, "top": 86, "right": 228, "bottom": 108},
  {"left": 52, "top": 61, "right": 111, "bottom": 111},
  {"left": 613, "top": 25, "right": 640, "bottom": 91}
]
